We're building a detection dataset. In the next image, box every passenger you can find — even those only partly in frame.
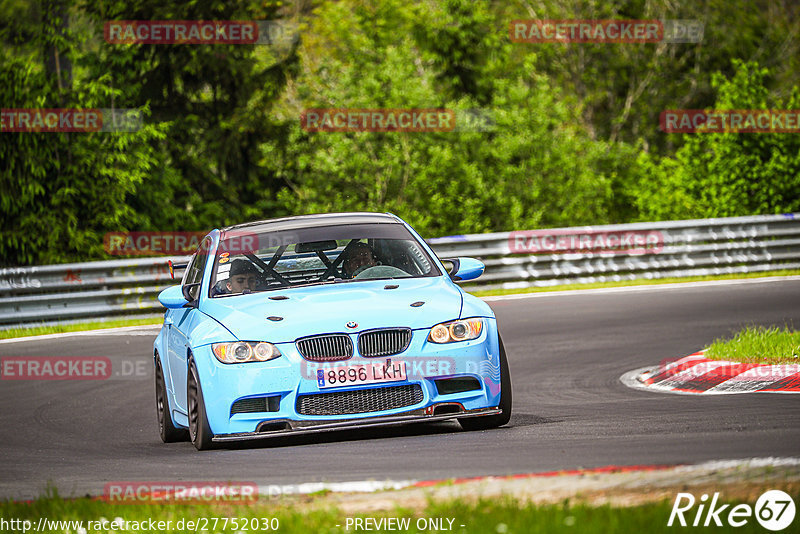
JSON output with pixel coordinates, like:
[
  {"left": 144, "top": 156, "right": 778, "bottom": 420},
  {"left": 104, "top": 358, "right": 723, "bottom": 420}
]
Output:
[{"left": 226, "top": 259, "right": 260, "bottom": 294}]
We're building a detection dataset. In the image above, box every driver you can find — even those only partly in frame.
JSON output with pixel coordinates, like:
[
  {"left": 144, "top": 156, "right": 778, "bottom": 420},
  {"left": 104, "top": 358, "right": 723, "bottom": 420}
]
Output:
[
  {"left": 341, "top": 242, "right": 379, "bottom": 278},
  {"left": 226, "top": 259, "right": 260, "bottom": 293}
]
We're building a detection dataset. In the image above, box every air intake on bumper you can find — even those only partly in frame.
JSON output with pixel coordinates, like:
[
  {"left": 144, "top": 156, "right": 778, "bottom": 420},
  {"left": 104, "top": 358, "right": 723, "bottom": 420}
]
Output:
[{"left": 296, "top": 384, "right": 424, "bottom": 416}]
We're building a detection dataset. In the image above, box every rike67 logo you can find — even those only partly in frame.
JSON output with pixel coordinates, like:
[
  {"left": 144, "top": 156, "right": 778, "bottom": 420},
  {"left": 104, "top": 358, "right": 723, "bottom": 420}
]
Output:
[{"left": 669, "top": 490, "right": 796, "bottom": 531}]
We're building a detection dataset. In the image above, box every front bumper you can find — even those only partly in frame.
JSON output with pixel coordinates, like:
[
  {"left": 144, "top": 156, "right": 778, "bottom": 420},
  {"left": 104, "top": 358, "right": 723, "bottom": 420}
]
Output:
[{"left": 192, "top": 321, "right": 502, "bottom": 438}]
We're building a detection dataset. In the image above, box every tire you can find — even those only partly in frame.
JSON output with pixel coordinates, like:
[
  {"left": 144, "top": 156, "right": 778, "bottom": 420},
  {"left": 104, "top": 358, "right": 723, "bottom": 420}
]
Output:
[
  {"left": 459, "top": 335, "right": 512, "bottom": 431},
  {"left": 187, "top": 359, "right": 214, "bottom": 450},
  {"left": 155, "top": 356, "right": 188, "bottom": 443}
]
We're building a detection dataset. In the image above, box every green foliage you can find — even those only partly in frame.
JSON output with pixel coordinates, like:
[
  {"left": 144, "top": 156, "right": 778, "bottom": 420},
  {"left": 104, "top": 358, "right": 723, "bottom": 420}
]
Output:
[
  {"left": 634, "top": 60, "right": 800, "bottom": 221},
  {"left": 264, "top": 0, "right": 641, "bottom": 236},
  {"left": 0, "top": 3, "right": 165, "bottom": 265},
  {"left": 499, "top": 0, "right": 800, "bottom": 155},
  {"left": 77, "top": 0, "right": 299, "bottom": 230},
  {"left": 1, "top": 0, "right": 298, "bottom": 265},
  {"left": 1, "top": 0, "right": 799, "bottom": 265}
]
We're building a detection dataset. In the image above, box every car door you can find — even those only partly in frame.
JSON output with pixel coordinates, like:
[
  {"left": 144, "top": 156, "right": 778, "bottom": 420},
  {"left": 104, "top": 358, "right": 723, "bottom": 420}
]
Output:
[{"left": 167, "top": 237, "right": 211, "bottom": 413}]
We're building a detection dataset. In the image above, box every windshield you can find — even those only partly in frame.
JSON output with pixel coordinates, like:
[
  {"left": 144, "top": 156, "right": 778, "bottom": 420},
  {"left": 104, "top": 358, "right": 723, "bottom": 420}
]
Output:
[{"left": 209, "top": 223, "right": 441, "bottom": 297}]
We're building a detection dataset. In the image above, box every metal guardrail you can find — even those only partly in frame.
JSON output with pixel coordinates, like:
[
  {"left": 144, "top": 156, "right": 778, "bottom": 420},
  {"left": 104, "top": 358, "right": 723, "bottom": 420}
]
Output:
[
  {"left": 1, "top": 213, "right": 798, "bottom": 328},
  {"left": 429, "top": 213, "right": 800, "bottom": 290}
]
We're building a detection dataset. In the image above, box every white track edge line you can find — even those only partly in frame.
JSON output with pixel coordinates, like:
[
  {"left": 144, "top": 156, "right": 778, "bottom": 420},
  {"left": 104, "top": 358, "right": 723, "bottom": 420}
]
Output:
[
  {"left": 481, "top": 275, "right": 800, "bottom": 301},
  {"left": 0, "top": 324, "right": 162, "bottom": 344}
]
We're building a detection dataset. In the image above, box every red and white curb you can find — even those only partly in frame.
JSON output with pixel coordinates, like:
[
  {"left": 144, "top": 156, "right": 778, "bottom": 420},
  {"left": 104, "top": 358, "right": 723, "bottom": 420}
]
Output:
[{"left": 620, "top": 352, "right": 800, "bottom": 395}]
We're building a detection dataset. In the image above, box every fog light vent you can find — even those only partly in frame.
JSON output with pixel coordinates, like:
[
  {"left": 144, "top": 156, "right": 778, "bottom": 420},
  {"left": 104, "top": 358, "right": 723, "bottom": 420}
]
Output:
[
  {"left": 434, "top": 376, "right": 481, "bottom": 395},
  {"left": 230, "top": 395, "right": 280, "bottom": 415}
]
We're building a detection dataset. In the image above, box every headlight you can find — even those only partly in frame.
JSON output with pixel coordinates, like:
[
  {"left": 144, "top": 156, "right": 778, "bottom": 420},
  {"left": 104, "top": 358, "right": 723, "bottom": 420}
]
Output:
[
  {"left": 212, "top": 342, "right": 282, "bottom": 364},
  {"left": 427, "top": 318, "right": 483, "bottom": 343}
]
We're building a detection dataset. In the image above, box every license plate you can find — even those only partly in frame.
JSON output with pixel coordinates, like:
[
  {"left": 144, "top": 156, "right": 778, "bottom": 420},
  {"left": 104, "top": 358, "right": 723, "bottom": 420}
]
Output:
[{"left": 316, "top": 360, "right": 407, "bottom": 389}]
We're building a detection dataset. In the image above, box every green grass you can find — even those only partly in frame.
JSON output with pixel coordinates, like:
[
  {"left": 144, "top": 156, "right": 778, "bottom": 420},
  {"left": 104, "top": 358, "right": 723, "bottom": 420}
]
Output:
[
  {"left": 704, "top": 325, "right": 800, "bottom": 364},
  {"left": 0, "top": 317, "right": 161, "bottom": 340},
  {"left": 467, "top": 269, "right": 800, "bottom": 297},
  {"left": 0, "top": 492, "right": 789, "bottom": 533}
]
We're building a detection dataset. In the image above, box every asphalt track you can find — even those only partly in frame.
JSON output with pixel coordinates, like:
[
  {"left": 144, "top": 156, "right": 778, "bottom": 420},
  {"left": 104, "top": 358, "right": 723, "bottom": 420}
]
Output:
[{"left": 1, "top": 279, "right": 799, "bottom": 500}]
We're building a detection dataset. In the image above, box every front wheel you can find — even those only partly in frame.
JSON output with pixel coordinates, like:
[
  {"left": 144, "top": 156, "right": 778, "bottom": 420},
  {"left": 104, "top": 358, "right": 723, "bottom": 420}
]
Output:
[
  {"left": 188, "top": 360, "right": 214, "bottom": 450},
  {"left": 459, "top": 335, "right": 512, "bottom": 431},
  {"left": 155, "top": 356, "right": 188, "bottom": 443}
]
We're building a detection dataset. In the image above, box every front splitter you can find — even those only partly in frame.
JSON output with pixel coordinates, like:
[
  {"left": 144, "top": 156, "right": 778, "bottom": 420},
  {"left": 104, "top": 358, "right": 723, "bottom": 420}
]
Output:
[{"left": 212, "top": 406, "right": 500, "bottom": 442}]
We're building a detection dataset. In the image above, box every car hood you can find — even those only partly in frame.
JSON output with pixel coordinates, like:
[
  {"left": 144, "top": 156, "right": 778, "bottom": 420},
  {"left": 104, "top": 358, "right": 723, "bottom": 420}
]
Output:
[{"left": 199, "top": 277, "right": 463, "bottom": 343}]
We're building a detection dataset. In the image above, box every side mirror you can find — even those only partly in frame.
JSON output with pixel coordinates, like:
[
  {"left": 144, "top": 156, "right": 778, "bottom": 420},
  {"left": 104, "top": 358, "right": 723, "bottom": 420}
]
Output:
[
  {"left": 158, "top": 285, "right": 190, "bottom": 309},
  {"left": 182, "top": 283, "right": 201, "bottom": 304},
  {"left": 443, "top": 257, "right": 485, "bottom": 282}
]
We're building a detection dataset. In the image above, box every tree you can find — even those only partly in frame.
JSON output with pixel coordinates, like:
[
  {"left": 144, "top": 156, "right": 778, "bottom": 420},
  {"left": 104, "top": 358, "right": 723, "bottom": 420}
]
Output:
[
  {"left": 0, "top": 1, "right": 164, "bottom": 265},
  {"left": 634, "top": 60, "right": 800, "bottom": 221},
  {"left": 262, "top": 0, "right": 641, "bottom": 237}
]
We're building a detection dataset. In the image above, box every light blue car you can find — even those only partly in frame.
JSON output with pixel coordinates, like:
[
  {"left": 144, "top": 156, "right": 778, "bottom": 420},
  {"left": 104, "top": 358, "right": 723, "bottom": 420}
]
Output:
[{"left": 154, "top": 212, "right": 511, "bottom": 450}]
